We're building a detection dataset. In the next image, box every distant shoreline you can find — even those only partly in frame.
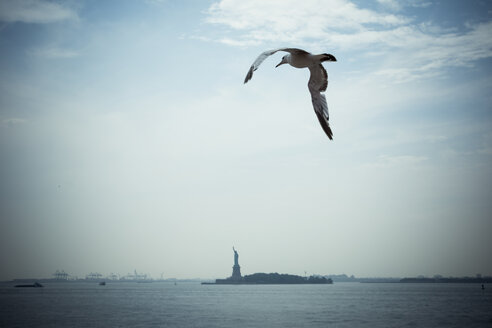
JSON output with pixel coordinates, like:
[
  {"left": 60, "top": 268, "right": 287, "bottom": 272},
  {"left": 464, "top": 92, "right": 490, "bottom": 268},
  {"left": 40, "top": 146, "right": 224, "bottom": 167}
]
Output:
[
  {"left": 3, "top": 276, "right": 491, "bottom": 284},
  {"left": 399, "top": 277, "right": 492, "bottom": 283}
]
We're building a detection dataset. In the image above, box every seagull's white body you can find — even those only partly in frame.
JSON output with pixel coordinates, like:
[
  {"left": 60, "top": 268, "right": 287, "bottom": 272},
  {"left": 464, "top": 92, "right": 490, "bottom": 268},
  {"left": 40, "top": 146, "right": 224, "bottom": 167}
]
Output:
[{"left": 244, "top": 48, "right": 337, "bottom": 140}]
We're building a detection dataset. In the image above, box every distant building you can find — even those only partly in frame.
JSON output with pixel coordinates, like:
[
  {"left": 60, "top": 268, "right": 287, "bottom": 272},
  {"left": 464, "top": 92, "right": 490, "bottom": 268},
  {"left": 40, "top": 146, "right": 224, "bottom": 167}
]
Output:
[
  {"left": 86, "top": 272, "right": 103, "bottom": 280},
  {"left": 107, "top": 273, "right": 118, "bottom": 280},
  {"left": 120, "top": 270, "right": 151, "bottom": 282},
  {"left": 53, "top": 270, "right": 69, "bottom": 280}
]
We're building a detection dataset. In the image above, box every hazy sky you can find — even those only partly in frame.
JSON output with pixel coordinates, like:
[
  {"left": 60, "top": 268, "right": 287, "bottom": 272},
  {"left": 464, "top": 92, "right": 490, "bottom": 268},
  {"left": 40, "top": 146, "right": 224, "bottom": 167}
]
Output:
[{"left": 1, "top": 0, "right": 491, "bottom": 280}]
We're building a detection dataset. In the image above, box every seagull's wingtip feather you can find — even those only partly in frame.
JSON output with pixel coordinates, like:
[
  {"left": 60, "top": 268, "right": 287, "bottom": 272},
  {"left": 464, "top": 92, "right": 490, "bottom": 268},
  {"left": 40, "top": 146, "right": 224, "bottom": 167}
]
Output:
[
  {"left": 244, "top": 67, "right": 253, "bottom": 84},
  {"left": 324, "top": 125, "right": 333, "bottom": 140},
  {"left": 314, "top": 110, "right": 333, "bottom": 140},
  {"left": 326, "top": 127, "right": 333, "bottom": 140}
]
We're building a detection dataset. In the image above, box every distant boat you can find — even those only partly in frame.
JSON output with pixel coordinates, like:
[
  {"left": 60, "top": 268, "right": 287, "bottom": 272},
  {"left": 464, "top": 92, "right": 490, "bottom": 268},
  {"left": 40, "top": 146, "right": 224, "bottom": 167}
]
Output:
[
  {"left": 15, "top": 282, "right": 43, "bottom": 288},
  {"left": 99, "top": 281, "right": 106, "bottom": 286}
]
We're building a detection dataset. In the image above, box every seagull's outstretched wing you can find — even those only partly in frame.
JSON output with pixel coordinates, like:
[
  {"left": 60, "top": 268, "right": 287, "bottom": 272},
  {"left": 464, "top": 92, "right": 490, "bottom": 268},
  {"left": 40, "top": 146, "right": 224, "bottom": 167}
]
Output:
[
  {"left": 308, "top": 64, "right": 333, "bottom": 140},
  {"left": 244, "top": 48, "right": 310, "bottom": 84}
]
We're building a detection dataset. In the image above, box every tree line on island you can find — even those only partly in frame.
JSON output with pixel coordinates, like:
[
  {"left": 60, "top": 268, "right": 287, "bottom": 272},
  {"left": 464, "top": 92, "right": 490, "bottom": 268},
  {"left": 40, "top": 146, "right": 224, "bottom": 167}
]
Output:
[{"left": 243, "top": 273, "right": 332, "bottom": 284}]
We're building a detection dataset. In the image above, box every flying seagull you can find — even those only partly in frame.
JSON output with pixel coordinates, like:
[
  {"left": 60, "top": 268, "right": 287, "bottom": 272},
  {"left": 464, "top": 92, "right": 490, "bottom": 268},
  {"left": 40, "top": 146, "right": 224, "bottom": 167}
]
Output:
[{"left": 244, "top": 48, "right": 337, "bottom": 140}]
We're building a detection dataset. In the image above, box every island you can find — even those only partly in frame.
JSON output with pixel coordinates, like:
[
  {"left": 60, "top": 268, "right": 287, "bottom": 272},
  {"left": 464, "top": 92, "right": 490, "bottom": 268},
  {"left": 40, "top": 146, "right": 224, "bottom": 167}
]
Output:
[{"left": 202, "top": 248, "right": 333, "bottom": 285}]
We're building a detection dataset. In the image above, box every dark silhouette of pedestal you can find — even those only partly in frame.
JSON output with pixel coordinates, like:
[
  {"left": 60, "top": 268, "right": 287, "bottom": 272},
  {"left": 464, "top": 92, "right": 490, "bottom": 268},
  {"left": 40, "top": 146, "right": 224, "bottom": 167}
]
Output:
[{"left": 231, "top": 264, "right": 242, "bottom": 281}]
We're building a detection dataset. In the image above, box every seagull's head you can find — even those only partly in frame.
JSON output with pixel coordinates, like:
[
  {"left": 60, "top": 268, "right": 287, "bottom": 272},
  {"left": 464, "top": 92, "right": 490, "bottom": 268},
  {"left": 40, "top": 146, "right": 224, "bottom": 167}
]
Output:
[{"left": 276, "top": 55, "right": 288, "bottom": 68}]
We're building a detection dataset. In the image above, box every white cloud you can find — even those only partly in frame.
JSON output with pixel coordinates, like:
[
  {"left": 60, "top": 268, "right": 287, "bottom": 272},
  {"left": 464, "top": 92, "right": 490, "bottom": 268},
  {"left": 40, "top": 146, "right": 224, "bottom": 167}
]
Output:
[
  {"left": 204, "top": 0, "right": 492, "bottom": 82},
  {"left": 0, "top": 0, "right": 77, "bottom": 24},
  {"left": 206, "top": 0, "right": 407, "bottom": 35},
  {"left": 369, "top": 21, "right": 492, "bottom": 82},
  {"left": 409, "top": 0, "right": 432, "bottom": 8},
  {"left": 377, "top": 0, "right": 402, "bottom": 11}
]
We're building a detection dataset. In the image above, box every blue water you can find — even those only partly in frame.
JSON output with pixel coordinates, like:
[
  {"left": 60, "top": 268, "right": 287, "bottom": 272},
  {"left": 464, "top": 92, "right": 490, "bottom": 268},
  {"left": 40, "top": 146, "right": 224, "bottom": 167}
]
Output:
[{"left": 1, "top": 282, "right": 491, "bottom": 327}]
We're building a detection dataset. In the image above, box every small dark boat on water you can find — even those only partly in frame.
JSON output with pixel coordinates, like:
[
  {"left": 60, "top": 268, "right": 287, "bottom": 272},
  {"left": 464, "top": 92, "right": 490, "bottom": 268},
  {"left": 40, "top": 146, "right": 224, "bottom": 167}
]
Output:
[
  {"left": 15, "top": 282, "right": 43, "bottom": 288},
  {"left": 99, "top": 281, "right": 106, "bottom": 286}
]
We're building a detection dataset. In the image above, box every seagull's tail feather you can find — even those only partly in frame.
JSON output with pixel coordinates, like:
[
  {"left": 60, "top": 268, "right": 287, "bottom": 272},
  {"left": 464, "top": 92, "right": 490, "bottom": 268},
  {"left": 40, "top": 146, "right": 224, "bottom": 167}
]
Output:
[{"left": 315, "top": 111, "right": 333, "bottom": 140}]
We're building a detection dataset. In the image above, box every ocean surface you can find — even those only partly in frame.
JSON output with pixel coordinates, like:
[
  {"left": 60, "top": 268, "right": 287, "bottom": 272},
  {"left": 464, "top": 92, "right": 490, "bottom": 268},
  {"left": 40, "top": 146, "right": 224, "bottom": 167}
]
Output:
[{"left": 1, "top": 281, "right": 491, "bottom": 327}]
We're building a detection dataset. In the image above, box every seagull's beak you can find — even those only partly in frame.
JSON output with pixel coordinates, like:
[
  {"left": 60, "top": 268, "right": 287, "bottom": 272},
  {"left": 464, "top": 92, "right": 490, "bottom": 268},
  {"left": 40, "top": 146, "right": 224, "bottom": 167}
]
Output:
[{"left": 275, "top": 61, "right": 285, "bottom": 68}]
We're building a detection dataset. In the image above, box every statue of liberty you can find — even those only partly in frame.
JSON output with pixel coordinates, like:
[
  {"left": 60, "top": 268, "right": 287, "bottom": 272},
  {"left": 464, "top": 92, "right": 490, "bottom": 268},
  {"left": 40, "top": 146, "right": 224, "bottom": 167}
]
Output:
[{"left": 233, "top": 247, "right": 239, "bottom": 266}]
